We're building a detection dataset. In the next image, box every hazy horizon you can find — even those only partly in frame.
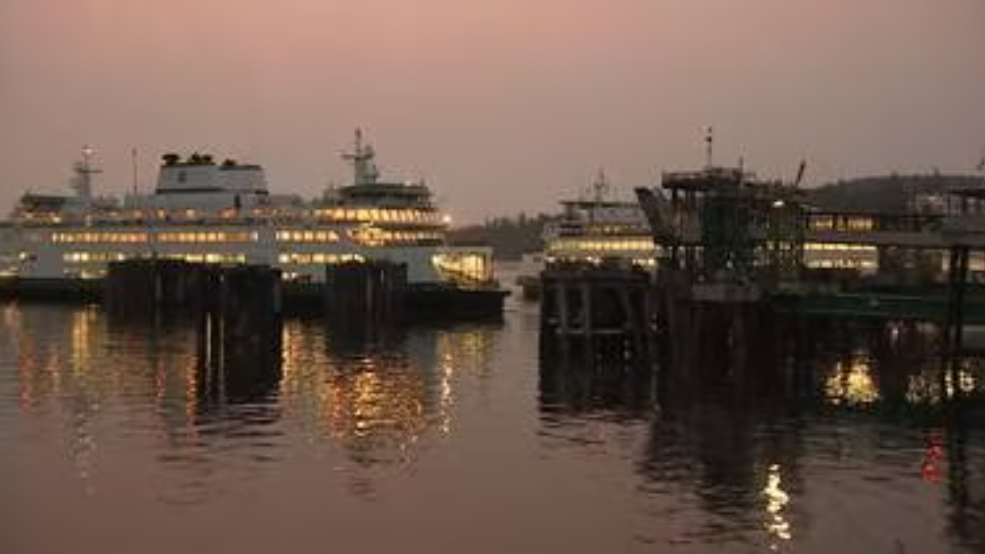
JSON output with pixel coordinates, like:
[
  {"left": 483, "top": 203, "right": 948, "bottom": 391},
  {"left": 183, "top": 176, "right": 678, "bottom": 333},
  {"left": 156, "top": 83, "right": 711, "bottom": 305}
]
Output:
[{"left": 2, "top": 0, "right": 984, "bottom": 224}]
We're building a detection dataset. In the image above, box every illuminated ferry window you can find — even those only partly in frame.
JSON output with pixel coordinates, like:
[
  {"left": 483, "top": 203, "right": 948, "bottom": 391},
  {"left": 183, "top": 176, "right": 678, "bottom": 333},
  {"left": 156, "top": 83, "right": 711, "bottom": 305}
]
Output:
[
  {"left": 847, "top": 217, "right": 874, "bottom": 231},
  {"left": 810, "top": 216, "right": 834, "bottom": 231}
]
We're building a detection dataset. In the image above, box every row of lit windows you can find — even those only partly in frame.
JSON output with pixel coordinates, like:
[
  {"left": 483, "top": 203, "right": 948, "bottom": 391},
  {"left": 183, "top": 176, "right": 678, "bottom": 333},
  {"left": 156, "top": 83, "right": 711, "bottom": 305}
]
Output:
[
  {"left": 546, "top": 254, "right": 657, "bottom": 268},
  {"left": 808, "top": 216, "right": 876, "bottom": 232},
  {"left": 548, "top": 239, "right": 657, "bottom": 253},
  {"left": 313, "top": 208, "right": 444, "bottom": 225},
  {"left": 579, "top": 224, "right": 648, "bottom": 235},
  {"left": 53, "top": 231, "right": 257, "bottom": 244},
  {"left": 278, "top": 253, "right": 366, "bottom": 265},
  {"left": 432, "top": 253, "right": 490, "bottom": 284},
  {"left": 64, "top": 252, "right": 128, "bottom": 263},
  {"left": 381, "top": 231, "right": 442, "bottom": 243},
  {"left": 806, "top": 259, "right": 878, "bottom": 270},
  {"left": 275, "top": 230, "right": 340, "bottom": 243},
  {"left": 804, "top": 243, "right": 878, "bottom": 253},
  {"left": 53, "top": 232, "right": 149, "bottom": 243},
  {"left": 92, "top": 208, "right": 270, "bottom": 221},
  {"left": 162, "top": 253, "right": 248, "bottom": 264},
  {"left": 349, "top": 228, "right": 443, "bottom": 247},
  {"left": 157, "top": 231, "right": 258, "bottom": 243},
  {"left": 63, "top": 251, "right": 247, "bottom": 264}
]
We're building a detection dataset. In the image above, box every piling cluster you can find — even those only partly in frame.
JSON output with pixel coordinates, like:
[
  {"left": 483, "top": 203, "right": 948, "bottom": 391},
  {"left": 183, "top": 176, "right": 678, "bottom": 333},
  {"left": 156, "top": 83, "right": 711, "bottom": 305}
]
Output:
[{"left": 105, "top": 259, "right": 283, "bottom": 402}]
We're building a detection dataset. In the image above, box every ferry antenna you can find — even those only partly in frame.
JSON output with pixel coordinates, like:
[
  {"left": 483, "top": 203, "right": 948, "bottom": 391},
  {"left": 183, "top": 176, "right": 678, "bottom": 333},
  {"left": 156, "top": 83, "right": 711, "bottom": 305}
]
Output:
[
  {"left": 342, "top": 127, "right": 379, "bottom": 185},
  {"left": 72, "top": 145, "right": 102, "bottom": 204},
  {"left": 593, "top": 168, "right": 609, "bottom": 203},
  {"left": 131, "top": 147, "right": 140, "bottom": 195},
  {"left": 704, "top": 126, "right": 714, "bottom": 168}
]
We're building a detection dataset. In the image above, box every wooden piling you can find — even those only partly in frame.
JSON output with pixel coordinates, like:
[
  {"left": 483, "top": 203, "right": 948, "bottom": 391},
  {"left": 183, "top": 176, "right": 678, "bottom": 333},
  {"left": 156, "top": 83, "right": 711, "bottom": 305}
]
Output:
[
  {"left": 325, "top": 261, "right": 407, "bottom": 341},
  {"left": 105, "top": 259, "right": 283, "bottom": 402},
  {"left": 944, "top": 244, "right": 970, "bottom": 358},
  {"left": 540, "top": 263, "right": 654, "bottom": 367},
  {"left": 105, "top": 259, "right": 211, "bottom": 317},
  {"left": 197, "top": 265, "right": 283, "bottom": 403}
]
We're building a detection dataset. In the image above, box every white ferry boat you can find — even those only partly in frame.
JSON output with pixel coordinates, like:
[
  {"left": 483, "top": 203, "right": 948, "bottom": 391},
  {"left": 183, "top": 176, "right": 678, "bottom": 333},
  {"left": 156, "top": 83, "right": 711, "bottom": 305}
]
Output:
[
  {"left": 516, "top": 172, "right": 658, "bottom": 300},
  {"left": 0, "top": 132, "right": 502, "bottom": 310}
]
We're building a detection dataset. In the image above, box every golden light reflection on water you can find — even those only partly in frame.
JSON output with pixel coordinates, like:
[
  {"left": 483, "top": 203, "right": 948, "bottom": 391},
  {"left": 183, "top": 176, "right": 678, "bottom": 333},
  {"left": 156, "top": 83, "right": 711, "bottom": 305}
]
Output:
[
  {"left": 2, "top": 305, "right": 504, "bottom": 498},
  {"left": 70, "top": 307, "right": 98, "bottom": 375},
  {"left": 763, "top": 463, "right": 792, "bottom": 550},
  {"left": 279, "top": 322, "right": 497, "bottom": 466},
  {"left": 323, "top": 363, "right": 430, "bottom": 465},
  {"left": 823, "top": 354, "right": 880, "bottom": 406}
]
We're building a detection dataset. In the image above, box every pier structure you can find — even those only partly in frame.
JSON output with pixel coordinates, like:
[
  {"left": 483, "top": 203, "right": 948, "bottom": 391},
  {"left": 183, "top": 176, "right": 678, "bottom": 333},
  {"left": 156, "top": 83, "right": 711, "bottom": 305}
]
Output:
[
  {"left": 324, "top": 260, "right": 407, "bottom": 342},
  {"left": 539, "top": 261, "right": 654, "bottom": 367},
  {"left": 634, "top": 166, "right": 985, "bottom": 388},
  {"left": 104, "top": 259, "right": 284, "bottom": 400},
  {"left": 636, "top": 165, "right": 806, "bottom": 286}
]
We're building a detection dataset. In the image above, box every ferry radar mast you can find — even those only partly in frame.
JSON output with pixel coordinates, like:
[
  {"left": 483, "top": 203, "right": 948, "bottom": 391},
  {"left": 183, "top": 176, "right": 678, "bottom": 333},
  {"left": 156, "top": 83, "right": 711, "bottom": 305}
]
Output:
[
  {"left": 704, "top": 126, "right": 714, "bottom": 169},
  {"left": 343, "top": 128, "right": 379, "bottom": 185},
  {"left": 70, "top": 145, "right": 101, "bottom": 208},
  {"left": 592, "top": 168, "right": 610, "bottom": 203}
]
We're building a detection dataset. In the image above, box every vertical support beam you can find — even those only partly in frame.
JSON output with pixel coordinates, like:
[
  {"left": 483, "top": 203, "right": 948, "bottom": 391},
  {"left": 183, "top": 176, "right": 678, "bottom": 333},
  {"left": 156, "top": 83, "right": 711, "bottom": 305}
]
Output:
[
  {"left": 945, "top": 245, "right": 969, "bottom": 358},
  {"left": 556, "top": 279, "right": 570, "bottom": 336},
  {"left": 581, "top": 281, "right": 593, "bottom": 336}
]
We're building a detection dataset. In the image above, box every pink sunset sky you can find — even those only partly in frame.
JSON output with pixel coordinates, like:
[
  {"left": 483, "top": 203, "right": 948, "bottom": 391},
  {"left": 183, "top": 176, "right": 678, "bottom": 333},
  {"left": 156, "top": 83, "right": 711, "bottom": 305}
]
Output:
[{"left": 1, "top": 0, "right": 984, "bottom": 223}]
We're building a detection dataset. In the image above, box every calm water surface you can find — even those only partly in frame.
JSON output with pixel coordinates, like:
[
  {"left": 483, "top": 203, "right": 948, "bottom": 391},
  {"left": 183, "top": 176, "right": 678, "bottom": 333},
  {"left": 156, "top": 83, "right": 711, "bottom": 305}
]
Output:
[{"left": 2, "top": 287, "right": 984, "bottom": 553}]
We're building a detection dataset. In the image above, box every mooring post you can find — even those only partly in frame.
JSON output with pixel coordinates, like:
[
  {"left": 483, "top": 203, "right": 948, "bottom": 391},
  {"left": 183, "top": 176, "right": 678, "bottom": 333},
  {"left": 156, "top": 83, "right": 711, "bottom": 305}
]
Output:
[
  {"left": 945, "top": 244, "right": 969, "bottom": 359},
  {"left": 325, "top": 261, "right": 406, "bottom": 343}
]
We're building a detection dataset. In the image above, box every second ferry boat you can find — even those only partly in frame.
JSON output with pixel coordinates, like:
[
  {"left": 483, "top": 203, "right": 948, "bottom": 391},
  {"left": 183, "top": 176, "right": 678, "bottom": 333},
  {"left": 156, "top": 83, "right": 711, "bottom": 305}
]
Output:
[
  {"left": 515, "top": 171, "right": 658, "bottom": 300},
  {"left": 0, "top": 131, "right": 506, "bottom": 315}
]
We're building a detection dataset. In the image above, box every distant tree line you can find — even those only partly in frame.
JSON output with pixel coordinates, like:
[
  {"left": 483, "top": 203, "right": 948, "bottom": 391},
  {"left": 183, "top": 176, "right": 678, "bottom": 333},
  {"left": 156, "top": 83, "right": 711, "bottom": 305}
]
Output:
[{"left": 447, "top": 212, "right": 555, "bottom": 260}]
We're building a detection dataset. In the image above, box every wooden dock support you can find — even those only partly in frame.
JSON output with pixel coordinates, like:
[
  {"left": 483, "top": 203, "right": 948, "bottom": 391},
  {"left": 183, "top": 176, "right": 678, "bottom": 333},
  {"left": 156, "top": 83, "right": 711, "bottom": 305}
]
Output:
[
  {"left": 944, "top": 244, "right": 970, "bottom": 358},
  {"left": 540, "top": 264, "right": 654, "bottom": 367},
  {"left": 653, "top": 276, "right": 790, "bottom": 400},
  {"left": 105, "top": 259, "right": 284, "bottom": 402},
  {"left": 325, "top": 261, "right": 407, "bottom": 341},
  {"left": 197, "top": 265, "right": 283, "bottom": 403},
  {"left": 104, "top": 259, "right": 212, "bottom": 317}
]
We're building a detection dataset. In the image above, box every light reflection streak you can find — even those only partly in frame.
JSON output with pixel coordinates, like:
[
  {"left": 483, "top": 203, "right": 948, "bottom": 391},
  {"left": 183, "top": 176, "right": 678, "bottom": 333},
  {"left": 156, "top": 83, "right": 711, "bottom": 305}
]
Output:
[
  {"left": 70, "top": 307, "right": 97, "bottom": 375},
  {"left": 763, "top": 463, "right": 792, "bottom": 550},
  {"left": 823, "top": 354, "right": 879, "bottom": 406},
  {"left": 321, "top": 360, "right": 429, "bottom": 465},
  {"left": 906, "top": 366, "right": 981, "bottom": 405},
  {"left": 278, "top": 322, "right": 497, "bottom": 467},
  {"left": 5, "top": 305, "right": 499, "bottom": 499},
  {"left": 920, "top": 430, "right": 945, "bottom": 483}
]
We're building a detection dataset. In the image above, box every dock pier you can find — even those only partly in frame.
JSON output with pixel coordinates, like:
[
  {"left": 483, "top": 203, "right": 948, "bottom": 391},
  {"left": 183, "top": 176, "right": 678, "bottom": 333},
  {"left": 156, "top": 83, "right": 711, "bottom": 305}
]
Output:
[
  {"left": 539, "top": 263, "right": 654, "bottom": 367},
  {"left": 105, "top": 259, "right": 284, "bottom": 401},
  {"left": 324, "top": 260, "right": 407, "bottom": 342}
]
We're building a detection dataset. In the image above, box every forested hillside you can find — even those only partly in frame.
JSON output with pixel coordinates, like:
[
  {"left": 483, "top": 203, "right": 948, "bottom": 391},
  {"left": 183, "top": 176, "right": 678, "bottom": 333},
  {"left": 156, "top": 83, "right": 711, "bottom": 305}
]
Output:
[
  {"left": 447, "top": 213, "right": 553, "bottom": 260},
  {"left": 806, "top": 173, "right": 982, "bottom": 211}
]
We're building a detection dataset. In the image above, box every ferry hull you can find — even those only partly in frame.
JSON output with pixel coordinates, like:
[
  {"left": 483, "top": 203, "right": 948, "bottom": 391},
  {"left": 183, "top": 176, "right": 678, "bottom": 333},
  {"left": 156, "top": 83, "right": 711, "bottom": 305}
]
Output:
[{"left": 0, "top": 276, "right": 507, "bottom": 320}]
